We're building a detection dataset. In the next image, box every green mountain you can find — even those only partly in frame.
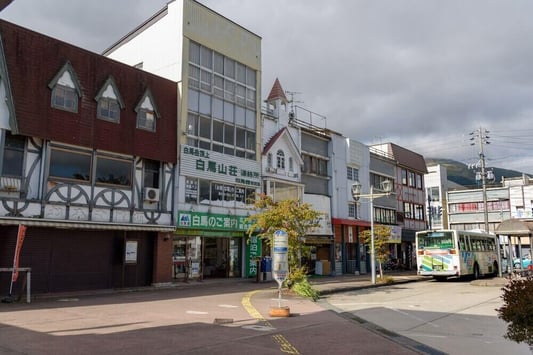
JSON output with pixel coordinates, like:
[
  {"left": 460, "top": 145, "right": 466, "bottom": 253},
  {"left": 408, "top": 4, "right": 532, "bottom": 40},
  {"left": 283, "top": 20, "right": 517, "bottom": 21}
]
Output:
[{"left": 425, "top": 158, "right": 526, "bottom": 188}]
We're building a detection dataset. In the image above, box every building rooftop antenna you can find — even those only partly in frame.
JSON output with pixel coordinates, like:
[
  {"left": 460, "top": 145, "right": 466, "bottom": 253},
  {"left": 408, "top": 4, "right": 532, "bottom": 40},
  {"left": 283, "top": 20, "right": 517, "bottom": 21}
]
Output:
[{"left": 285, "top": 90, "right": 303, "bottom": 115}]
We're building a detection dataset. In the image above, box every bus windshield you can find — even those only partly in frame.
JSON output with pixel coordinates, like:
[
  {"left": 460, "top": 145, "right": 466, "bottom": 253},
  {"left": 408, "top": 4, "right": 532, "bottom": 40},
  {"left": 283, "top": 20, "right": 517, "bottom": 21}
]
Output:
[{"left": 417, "top": 231, "right": 454, "bottom": 249}]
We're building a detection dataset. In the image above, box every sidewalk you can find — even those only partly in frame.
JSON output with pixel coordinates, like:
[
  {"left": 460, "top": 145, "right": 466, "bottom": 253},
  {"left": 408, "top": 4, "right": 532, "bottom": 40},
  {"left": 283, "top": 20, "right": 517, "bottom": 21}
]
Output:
[
  {"left": 307, "top": 270, "right": 429, "bottom": 295},
  {"left": 6, "top": 269, "right": 508, "bottom": 304},
  {"left": 13, "top": 269, "right": 509, "bottom": 303}
]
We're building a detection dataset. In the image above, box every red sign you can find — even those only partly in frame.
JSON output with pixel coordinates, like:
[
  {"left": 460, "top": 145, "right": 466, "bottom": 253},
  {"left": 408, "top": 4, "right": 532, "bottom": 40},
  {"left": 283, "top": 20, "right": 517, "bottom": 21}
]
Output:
[{"left": 12, "top": 225, "right": 27, "bottom": 282}]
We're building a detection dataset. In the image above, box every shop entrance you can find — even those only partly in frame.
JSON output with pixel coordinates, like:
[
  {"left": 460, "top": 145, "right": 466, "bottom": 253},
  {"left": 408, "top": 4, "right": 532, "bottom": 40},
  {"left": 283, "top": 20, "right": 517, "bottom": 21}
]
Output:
[
  {"left": 172, "top": 236, "right": 202, "bottom": 280},
  {"left": 203, "top": 237, "right": 242, "bottom": 278}
]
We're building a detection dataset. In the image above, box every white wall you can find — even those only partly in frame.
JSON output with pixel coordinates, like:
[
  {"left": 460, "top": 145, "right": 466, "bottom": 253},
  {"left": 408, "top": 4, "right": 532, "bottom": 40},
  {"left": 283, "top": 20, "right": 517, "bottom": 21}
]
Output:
[{"left": 105, "top": 2, "right": 183, "bottom": 81}]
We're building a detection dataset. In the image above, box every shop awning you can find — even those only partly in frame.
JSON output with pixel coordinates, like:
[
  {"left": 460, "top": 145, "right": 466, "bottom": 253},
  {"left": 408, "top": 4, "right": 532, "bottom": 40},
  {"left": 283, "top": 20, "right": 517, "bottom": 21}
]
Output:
[
  {"left": 304, "top": 235, "right": 333, "bottom": 245},
  {"left": 0, "top": 217, "right": 175, "bottom": 232},
  {"left": 495, "top": 218, "right": 533, "bottom": 235}
]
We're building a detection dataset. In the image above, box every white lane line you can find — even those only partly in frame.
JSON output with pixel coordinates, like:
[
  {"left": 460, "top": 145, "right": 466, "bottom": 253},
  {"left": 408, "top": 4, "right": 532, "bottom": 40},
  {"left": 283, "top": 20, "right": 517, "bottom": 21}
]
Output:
[
  {"left": 186, "top": 310, "right": 208, "bottom": 315},
  {"left": 218, "top": 304, "right": 239, "bottom": 308},
  {"left": 408, "top": 333, "right": 447, "bottom": 338},
  {"left": 329, "top": 302, "right": 382, "bottom": 306},
  {"left": 242, "top": 325, "right": 275, "bottom": 332},
  {"left": 389, "top": 307, "right": 440, "bottom": 328}
]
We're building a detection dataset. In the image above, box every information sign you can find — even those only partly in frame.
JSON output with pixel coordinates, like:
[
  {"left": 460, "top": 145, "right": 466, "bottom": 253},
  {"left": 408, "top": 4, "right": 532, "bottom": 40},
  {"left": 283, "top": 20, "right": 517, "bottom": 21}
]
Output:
[{"left": 272, "top": 230, "right": 289, "bottom": 286}]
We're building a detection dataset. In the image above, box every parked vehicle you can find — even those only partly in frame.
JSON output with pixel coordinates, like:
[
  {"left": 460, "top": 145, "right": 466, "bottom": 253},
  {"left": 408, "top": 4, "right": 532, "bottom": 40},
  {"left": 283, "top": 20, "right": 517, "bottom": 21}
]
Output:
[
  {"left": 513, "top": 256, "right": 532, "bottom": 269},
  {"left": 415, "top": 229, "right": 499, "bottom": 280}
]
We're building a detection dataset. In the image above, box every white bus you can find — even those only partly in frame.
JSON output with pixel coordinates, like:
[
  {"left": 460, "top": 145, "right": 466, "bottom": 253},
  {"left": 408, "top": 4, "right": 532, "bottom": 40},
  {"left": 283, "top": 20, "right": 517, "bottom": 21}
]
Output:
[{"left": 415, "top": 229, "right": 499, "bottom": 280}]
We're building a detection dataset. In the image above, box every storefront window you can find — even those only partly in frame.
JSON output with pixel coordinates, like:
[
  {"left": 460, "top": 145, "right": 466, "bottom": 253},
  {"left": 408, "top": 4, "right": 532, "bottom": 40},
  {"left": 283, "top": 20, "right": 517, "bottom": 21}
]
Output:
[{"left": 173, "top": 236, "right": 202, "bottom": 280}]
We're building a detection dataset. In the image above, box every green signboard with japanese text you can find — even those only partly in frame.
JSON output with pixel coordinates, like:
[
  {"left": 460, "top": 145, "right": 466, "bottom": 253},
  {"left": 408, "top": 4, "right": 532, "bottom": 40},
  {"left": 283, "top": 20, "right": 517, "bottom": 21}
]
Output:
[{"left": 177, "top": 210, "right": 252, "bottom": 231}]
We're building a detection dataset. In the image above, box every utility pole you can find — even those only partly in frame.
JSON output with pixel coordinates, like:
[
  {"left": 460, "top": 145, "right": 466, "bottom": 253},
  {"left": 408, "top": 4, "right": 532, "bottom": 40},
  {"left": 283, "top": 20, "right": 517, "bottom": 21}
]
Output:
[
  {"left": 470, "top": 127, "right": 501, "bottom": 278},
  {"left": 470, "top": 127, "right": 491, "bottom": 232},
  {"left": 427, "top": 195, "right": 432, "bottom": 230}
]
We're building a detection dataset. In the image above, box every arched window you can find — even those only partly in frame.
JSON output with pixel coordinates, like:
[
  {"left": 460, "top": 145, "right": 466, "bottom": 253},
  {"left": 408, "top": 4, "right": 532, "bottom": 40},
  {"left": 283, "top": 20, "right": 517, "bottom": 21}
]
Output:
[{"left": 276, "top": 150, "right": 285, "bottom": 169}]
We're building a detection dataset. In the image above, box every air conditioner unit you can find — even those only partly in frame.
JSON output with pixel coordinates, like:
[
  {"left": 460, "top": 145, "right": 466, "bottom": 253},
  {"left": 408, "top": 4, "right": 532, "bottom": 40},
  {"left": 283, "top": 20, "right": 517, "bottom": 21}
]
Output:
[{"left": 144, "top": 187, "right": 160, "bottom": 202}]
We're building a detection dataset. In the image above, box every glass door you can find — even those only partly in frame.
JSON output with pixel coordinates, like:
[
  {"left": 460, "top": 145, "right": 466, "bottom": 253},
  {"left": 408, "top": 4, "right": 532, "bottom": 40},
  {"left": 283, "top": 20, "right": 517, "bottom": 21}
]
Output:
[{"left": 228, "top": 237, "right": 242, "bottom": 277}]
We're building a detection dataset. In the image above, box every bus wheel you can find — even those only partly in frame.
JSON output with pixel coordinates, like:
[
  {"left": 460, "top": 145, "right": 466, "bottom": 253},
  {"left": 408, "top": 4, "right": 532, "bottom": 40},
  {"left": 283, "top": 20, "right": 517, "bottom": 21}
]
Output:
[{"left": 473, "top": 264, "right": 480, "bottom": 279}]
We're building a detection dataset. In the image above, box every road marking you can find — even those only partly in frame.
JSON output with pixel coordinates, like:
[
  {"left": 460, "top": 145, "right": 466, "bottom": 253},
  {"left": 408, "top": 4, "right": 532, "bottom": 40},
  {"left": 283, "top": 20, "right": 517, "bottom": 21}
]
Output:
[
  {"left": 218, "top": 304, "right": 239, "bottom": 308},
  {"left": 186, "top": 310, "right": 208, "bottom": 315},
  {"left": 330, "top": 302, "right": 382, "bottom": 306},
  {"left": 242, "top": 290, "right": 300, "bottom": 354},
  {"left": 57, "top": 298, "right": 80, "bottom": 302},
  {"left": 242, "top": 324, "right": 275, "bottom": 331},
  {"left": 409, "top": 333, "right": 447, "bottom": 338},
  {"left": 273, "top": 334, "right": 300, "bottom": 354},
  {"left": 389, "top": 308, "right": 440, "bottom": 328}
]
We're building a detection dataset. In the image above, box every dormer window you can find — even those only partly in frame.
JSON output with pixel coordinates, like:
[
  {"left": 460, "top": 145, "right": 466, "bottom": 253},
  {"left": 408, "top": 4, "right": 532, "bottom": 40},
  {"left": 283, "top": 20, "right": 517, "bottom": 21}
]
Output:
[
  {"left": 135, "top": 89, "right": 159, "bottom": 132},
  {"left": 95, "top": 77, "right": 124, "bottom": 122},
  {"left": 48, "top": 61, "right": 82, "bottom": 112},
  {"left": 276, "top": 150, "right": 285, "bottom": 169},
  {"left": 267, "top": 153, "right": 272, "bottom": 167},
  {"left": 289, "top": 157, "right": 293, "bottom": 172}
]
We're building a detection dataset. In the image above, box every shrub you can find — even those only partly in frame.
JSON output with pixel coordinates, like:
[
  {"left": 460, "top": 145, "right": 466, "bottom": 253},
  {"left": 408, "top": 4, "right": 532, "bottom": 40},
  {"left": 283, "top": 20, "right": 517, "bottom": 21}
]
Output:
[
  {"left": 290, "top": 277, "right": 320, "bottom": 301},
  {"left": 380, "top": 276, "right": 394, "bottom": 284},
  {"left": 285, "top": 266, "right": 319, "bottom": 301},
  {"left": 496, "top": 275, "right": 533, "bottom": 346}
]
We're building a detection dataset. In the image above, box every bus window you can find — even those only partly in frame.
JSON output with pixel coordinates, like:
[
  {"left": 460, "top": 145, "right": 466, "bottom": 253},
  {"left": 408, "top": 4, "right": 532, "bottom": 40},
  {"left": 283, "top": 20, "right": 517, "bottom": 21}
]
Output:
[
  {"left": 459, "top": 236, "right": 465, "bottom": 250},
  {"left": 442, "top": 238, "right": 453, "bottom": 249}
]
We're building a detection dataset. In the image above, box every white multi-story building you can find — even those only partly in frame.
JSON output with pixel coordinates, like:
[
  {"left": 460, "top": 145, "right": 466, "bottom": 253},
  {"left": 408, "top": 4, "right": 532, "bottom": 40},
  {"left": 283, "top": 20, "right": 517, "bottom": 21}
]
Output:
[
  {"left": 331, "top": 138, "right": 371, "bottom": 274},
  {"left": 424, "top": 164, "right": 448, "bottom": 229},
  {"left": 104, "top": 0, "right": 262, "bottom": 280}
]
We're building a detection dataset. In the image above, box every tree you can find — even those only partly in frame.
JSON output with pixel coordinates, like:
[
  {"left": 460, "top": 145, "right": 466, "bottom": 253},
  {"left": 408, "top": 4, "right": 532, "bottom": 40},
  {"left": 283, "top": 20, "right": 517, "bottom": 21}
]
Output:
[
  {"left": 497, "top": 275, "right": 533, "bottom": 347},
  {"left": 245, "top": 194, "right": 322, "bottom": 282},
  {"left": 358, "top": 225, "right": 392, "bottom": 280}
]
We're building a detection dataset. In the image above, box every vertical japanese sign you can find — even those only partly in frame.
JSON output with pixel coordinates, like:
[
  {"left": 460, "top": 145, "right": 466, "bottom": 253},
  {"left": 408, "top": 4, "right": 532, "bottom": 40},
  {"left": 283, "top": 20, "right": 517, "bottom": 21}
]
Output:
[
  {"left": 11, "top": 224, "right": 27, "bottom": 282},
  {"left": 247, "top": 235, "right": 260, "bottom": 277},
  {"left": 272, "top": 230, "right": 288, "bottom": 287}
]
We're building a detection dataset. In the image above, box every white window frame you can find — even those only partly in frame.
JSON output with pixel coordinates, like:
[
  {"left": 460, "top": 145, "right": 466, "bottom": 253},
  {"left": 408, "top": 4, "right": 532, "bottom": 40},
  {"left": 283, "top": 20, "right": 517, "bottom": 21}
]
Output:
[{"left": 48, "top": 61, "right": 82, "bottom": 112}]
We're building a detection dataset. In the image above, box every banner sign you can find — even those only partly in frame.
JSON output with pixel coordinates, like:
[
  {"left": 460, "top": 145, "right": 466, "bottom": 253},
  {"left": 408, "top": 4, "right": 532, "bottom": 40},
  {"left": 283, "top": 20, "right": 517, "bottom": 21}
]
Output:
[
  {"left": 178, "top": 211, "right": 251, "bottom": 231},
  {"left": 11, "top": 224, "right": 27, "bottom": 282},
  {"left": 272, "top": 230, "right": 289, "bottom": 286},
  {"left": 181, "top": 145, "right": 261, "bottom": 187}
]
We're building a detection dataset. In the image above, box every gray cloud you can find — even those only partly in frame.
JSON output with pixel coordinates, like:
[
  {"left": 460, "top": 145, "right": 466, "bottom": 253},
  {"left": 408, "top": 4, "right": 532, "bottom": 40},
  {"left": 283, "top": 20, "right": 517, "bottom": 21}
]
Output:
[{"left": 2, "top": 0, "right": 533, "bottom": 172}]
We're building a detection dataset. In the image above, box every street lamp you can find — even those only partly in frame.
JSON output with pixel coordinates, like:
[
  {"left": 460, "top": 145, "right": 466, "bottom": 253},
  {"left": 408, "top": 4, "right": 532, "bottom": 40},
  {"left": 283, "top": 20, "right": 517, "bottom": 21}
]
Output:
[{"left": 351, "top": 179, "right": 393, "bottom": 285}]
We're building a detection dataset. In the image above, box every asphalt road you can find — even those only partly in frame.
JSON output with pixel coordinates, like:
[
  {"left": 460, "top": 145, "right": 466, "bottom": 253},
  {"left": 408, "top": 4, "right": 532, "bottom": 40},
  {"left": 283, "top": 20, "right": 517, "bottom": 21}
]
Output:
[
  {"left": 324, "top": 278, "right": 531, "bottom": 355},
  {"left": 0, "top": 278, "right": 428, "bottom": 355}
]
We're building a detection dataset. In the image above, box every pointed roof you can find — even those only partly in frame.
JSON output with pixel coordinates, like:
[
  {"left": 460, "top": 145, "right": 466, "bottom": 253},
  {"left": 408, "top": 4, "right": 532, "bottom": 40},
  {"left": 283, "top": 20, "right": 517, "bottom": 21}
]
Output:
[
  {"left": 389, "top": 143, "right": 428, "bottom": 174},
  {"left": 262, "top": 127, "right": 304, "bottom": 166},
  {"left": 266, "top": 78, "right": 288, "bottom": 103},
  {"left": 262, "top": 127, "right": 286, "bottom": 155}
]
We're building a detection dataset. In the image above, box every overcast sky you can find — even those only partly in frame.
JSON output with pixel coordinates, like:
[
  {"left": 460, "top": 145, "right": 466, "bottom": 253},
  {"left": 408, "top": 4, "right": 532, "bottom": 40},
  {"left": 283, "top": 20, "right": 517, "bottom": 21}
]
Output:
[{"left": 1, "top": 0, "right": 533, "bottom": 173}]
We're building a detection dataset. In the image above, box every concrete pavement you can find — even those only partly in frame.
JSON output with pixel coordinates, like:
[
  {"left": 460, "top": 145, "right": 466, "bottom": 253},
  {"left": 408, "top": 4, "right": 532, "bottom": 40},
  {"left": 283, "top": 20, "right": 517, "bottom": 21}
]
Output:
[{"left": 0, "top": 271, "right": 510, "bottom": 354}]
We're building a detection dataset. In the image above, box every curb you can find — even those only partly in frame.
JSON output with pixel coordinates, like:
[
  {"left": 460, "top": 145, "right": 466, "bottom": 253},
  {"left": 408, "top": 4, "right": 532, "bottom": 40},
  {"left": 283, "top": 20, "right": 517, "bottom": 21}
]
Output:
[{"left": 313, "top": 276, "right": 428, "bottom": 296}]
